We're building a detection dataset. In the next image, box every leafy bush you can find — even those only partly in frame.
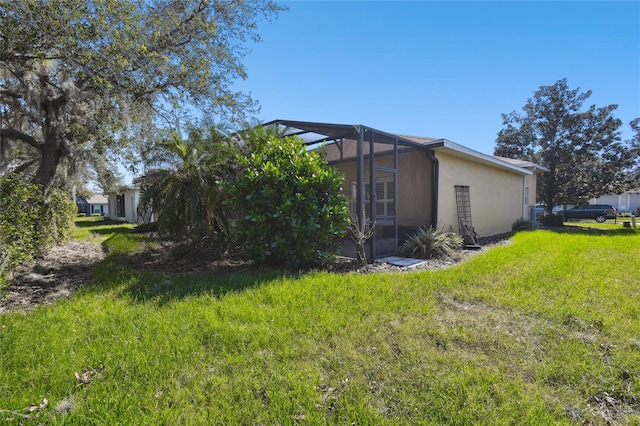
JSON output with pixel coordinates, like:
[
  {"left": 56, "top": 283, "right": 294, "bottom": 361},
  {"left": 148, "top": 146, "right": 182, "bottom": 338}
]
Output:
[
  {"left": 635, "top": 207, "right": 640, "bottom": 217},
  {"left": 41, "top": 188, "right": 77, "bottom": 247},
  {"left": 400, "top": 226, "right": 463, "bottom": 259},
  {"left": 0, "top": 176, "right": 42, "bottom": 275},
  {"left": 538, "top": 213, "right": 564, "bottom": 227},
  {"left": 512, "top": 218, "right": 539, "bottom": 231},
  {"left": 230, "top": 129, "right": 350, "bottom": 267},
  {"left": 0, "top": 177, "right": 76, "bottom": 285}
]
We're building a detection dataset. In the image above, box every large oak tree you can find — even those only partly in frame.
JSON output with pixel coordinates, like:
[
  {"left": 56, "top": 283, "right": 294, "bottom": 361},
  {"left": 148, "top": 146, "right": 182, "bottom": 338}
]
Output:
[
  {"left": 1, "top": 0, "right": 283, "bottom": 192},
  {"left": 494, "top": 79, "right": 640, "bottom": 212},
  {"left": 630, "top": 118, "right": 640, "bottom": 180}
]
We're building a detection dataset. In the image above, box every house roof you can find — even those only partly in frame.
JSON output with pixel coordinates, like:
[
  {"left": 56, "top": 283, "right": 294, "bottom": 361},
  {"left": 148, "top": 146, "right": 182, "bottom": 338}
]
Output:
[
  {"left": 425, "top": 139, "right": 535, "bottom": 175},
  {"left": 264, "top": 120, "right": 539, "bottom": 176},
  {"left": 107, "top": 185, "right": 141, "bottom": 195},
  {"left": 86, "top": 194, "right": 108, "bottom": 205},
  {"left": 494, "top": 156, "right": 550, "bottom": 173}
]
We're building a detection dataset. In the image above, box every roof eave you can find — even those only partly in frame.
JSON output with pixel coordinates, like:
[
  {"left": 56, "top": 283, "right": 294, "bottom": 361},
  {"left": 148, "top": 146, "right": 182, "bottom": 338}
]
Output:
[{"left": 430, "top": 140, "right": 534, "bottom": 175}]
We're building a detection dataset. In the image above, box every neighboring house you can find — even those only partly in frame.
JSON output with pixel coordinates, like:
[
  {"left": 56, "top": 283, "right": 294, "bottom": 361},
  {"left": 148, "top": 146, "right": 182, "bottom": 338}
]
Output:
[
  {"left": 590, "top": 189, "right": 640, "bottom": 213},
  {"left": 86, "top": 194, "right": 109, "bottom": 215},
  {"left": 265, "top": 119, "right": 548, "bottom": 259},
  {"left": 107, "top": 185, "right": 144, "bottom": 223}
]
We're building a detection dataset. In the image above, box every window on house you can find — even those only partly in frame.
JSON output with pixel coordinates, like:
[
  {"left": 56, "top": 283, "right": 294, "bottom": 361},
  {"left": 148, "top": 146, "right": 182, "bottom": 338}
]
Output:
[
  {"left": 350, "top": 178, "right": 396, "bottom": 221},
  {"left": 365, "top": 178, "right": 396, "bottom": 219}
]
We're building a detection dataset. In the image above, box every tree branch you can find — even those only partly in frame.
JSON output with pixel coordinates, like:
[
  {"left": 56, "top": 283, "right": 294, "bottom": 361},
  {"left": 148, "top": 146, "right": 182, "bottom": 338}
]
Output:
[
  {"left": 1, "top": 49, "right": 64, "bottom": 63},
  {"left": 1, "top": 95, "right": 41, "bottom": 122},
  {"left": 0, "top": 128, "right": 43, "bottom": 152},
  {"left": 11, "top": 158, "right": 38, "bottom": 175},
  {"left": 0, "top": 88, "right": 24, "bottom": 101}
]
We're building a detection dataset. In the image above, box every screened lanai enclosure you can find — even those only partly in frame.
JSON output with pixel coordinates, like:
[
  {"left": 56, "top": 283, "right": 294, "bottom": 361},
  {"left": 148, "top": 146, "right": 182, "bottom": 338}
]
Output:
[{"left": 264, "top": 120, "right": 442, "bottom": 260}]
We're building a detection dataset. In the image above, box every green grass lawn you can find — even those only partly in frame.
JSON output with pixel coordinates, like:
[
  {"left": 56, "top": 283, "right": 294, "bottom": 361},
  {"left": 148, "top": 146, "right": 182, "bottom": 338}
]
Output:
[
  {"left": 1, "top": 220, "right": 638, "bottom": 424},
  {"left": 71, "top": 215, "right": 135, "bottom": 240},
  {"left": 72, "top": 216, "right": 156, "bottom": 255}
]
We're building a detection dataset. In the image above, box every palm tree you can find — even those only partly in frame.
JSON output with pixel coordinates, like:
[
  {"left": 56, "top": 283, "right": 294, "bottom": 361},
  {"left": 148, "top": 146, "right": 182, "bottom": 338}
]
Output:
[{"left": 138, "top": 123, "right": 241, "bottom": 253}]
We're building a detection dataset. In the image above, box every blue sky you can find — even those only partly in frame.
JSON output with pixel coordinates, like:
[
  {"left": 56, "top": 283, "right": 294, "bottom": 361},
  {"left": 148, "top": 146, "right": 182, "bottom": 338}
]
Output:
[{"left": 237, "top": 0, "right": 640, "bottom": 155}]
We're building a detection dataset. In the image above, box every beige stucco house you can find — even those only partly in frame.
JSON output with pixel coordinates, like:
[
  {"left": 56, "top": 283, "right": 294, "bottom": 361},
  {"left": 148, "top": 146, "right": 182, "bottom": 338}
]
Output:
[
  {"left": 430, "top": 148, "right": 547, "bottom": 238},
  {"left": 266, "top": 120, "right": 548, "bottom": 259}
]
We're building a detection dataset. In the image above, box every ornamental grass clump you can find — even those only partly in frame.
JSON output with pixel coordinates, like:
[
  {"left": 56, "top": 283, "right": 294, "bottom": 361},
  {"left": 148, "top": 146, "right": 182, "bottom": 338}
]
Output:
[{"left": 400, "top": 226, "right": 463, "bottom": 259}]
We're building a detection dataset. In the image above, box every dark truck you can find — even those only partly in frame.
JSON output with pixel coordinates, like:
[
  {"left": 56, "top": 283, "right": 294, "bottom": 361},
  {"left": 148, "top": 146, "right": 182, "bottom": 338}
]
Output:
[{"left": 563, "top": 204, "right": 617, "bottom": 223}]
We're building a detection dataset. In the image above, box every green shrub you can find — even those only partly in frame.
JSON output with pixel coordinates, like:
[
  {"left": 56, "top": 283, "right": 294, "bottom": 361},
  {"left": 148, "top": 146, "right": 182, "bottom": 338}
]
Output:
[
  {"left": 230, "top": 129, "right": 350, "bottom": 267},
  {"left": 512, "top": 218, "right": 539, "bottom": 231},
  {"left": 0, "top": 177, "right": 76, "bottom": 286},
  {"left": 43, "top": 188, "right": 77, "bottom": 246},
  {"left": 635, "top": 207, "right": 640, "bottom": 217},
  {"left": 0, "top": 176, "right": 42, "bottom": 275},
  {"left": 399, "top": 226, "right": 463, "bottom": 259},
  {"left": 538, "top": 213, "right": 564, "bottom": 227}
]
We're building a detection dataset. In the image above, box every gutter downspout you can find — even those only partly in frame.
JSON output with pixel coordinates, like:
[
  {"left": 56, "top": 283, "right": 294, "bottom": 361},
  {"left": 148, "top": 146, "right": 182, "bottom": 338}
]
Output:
[
  {"left": 522, "top": 175, "right": 527, "bottom": 219},
  {"left": 426, "top": 149, "right": 439, "bottom": 228}
]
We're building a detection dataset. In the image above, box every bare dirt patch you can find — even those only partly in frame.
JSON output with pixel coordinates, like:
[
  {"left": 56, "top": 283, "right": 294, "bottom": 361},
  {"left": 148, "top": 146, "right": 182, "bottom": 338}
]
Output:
[
  {"left": 0, "top": 240, "right": 105, "bottom": 312},
  {"left": 117, "top": 233, "right": 514, "bottom": 276}
]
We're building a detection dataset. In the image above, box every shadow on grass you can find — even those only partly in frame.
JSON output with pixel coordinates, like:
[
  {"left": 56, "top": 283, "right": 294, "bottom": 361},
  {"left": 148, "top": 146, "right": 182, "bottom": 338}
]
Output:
[
  {"left": 73, "top": 218, "right": 288, "bottom": 303},
  {"left": 92, "top": 226, "right": 136, "bottom": 236},
  {"left": 83, "top": 258, "right": 294, "bottom": 305},
  {"left": 544, "top": 225, "right": 639, "bottom": 237},
  {"left": 75, "top": 218, "right": 137, "bottom": 236},
  {"left": 74, "top": 216, "right": 110, "bottom": 227}
]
